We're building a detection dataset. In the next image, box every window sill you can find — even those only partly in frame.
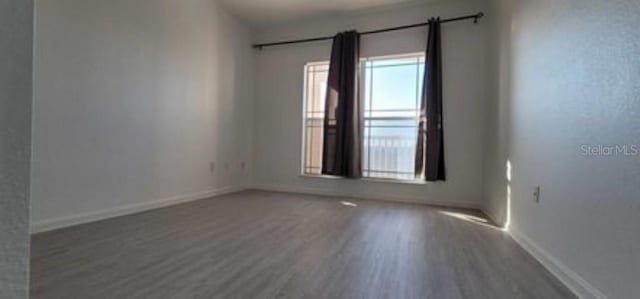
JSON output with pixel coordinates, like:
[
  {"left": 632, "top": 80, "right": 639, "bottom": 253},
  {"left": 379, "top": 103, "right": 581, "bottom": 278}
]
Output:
[{"left": 299, "top": 174, "right": 427, "bottom": 185}]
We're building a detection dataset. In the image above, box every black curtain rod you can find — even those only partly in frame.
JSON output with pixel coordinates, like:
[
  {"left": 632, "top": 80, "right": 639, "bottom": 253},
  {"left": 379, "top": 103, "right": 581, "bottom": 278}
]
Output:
[{"left": 253, "top": 12, "right": 484, "bottom": 49}]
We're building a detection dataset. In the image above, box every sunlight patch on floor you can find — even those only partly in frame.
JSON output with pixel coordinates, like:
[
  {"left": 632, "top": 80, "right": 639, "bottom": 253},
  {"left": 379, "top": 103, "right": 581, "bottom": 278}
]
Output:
[{"left": 340, "top": 201, "right": 357, "bottom": 207}]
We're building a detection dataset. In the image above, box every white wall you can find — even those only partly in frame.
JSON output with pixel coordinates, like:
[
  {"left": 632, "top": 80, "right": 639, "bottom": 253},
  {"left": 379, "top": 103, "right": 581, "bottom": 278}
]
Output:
[
  {"left": 32, "top": 0, "right": 254, "bottom": 231},
  {"left": 0, "top": 0, "right": 33, "bottom": 297},
  {"left": 252, "top": 0, "right": 490, "bottom": 207},
  {"left": 484, "top": 0, "right": 640, "bottom": 298},
  {"left": 483, "top": 0, "right": 513, "bottom": 227}
]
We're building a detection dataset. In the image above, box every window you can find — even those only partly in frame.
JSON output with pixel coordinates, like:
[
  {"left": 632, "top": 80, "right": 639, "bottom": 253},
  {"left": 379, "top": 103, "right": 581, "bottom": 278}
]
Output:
[
  {"left": 302, "top": 53, "right": 425, "bottom": 181},
  {"left": 303, "top": 62, "right": 329, "bottom": 176}
]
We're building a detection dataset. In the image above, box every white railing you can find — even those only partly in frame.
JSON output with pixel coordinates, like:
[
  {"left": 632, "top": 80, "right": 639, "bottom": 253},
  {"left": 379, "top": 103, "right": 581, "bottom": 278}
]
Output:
[
  {"left": 303, "top": 115, "right": 419, "bottom": 180},
  {"left": 364, "top": 135, "right": 416, "bottom": 180}
]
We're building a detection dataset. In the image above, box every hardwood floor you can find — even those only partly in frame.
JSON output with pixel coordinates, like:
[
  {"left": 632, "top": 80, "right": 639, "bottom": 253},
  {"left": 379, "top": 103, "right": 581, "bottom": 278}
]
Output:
[{"left": 31, "top": 190, "right": 574, "bottom": 299}]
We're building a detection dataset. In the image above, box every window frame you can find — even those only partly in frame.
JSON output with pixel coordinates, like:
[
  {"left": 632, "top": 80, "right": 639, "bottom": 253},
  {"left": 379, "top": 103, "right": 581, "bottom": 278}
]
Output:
[
  {"left": 300, "top": 61, "right": 329, "bottom": 177},
  {"left": 300, "top": 52, "right": 426, "bottom": 184}
]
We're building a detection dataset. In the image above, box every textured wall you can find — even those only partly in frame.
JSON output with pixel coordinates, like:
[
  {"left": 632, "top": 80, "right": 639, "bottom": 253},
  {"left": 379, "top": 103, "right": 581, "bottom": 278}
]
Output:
[
  {"left": 0, "top": 0, "right": 33, "bottom": 297},
  {"left": 484, "top": 0, "right": 640, "bottom": 298},
  {"left": 252, "top": 0, "right": 490, "bottom": 206},
  {"left": 32, "top": 0, "right": 254, "bottom": 228}
]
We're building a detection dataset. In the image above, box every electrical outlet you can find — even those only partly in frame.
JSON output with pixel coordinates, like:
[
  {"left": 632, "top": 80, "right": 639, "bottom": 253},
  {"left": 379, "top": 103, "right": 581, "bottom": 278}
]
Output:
[
  {"left": 209, "top": 162, "right": 215, "bottom": 173},
  {"left": 533, "top": 185, "right": 541, "bottom": 203}
]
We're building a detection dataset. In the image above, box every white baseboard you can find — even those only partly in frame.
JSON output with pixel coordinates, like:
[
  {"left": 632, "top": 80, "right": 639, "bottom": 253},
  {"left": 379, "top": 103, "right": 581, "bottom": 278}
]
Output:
[
  {"left": 509, "top": 226, "right": 607, "bottom": 299},
  {"left": 30, "top": 186, "right": 245, "bottom": 234},
  {"left": 250, "top": 184, "right": 481, "bottom": 209}
]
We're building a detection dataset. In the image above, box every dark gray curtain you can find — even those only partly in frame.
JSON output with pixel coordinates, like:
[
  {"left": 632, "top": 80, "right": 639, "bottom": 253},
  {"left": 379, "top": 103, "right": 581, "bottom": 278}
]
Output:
[
  {"left": 322, "top": 30, "right": 362, "bottom": 178},
  {"left": 415, "top": 18, "right": 445, "bottom": 181}
]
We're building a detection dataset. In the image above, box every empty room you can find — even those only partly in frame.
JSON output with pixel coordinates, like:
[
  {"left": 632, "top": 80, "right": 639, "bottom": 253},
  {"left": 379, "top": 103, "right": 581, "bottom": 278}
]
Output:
[{"left": 1, "top": 0, "right": 639, "bottom": 298}]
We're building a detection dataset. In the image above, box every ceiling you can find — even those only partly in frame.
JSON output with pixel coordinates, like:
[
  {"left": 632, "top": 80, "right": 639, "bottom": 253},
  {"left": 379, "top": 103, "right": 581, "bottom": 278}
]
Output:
[{"left": 216, "top": 0, "right": 434, "bottom": 25}]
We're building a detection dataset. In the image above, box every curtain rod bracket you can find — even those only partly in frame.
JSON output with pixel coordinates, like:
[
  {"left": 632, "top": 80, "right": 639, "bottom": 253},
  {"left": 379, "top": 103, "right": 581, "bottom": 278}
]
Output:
[{"left": 473, "top": 12, "right": 484, "bottom": 24}]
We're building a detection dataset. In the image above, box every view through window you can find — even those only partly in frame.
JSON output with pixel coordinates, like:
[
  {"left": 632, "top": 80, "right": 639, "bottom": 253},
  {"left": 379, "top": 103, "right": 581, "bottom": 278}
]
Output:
[{"left": 303, "top": 53, "right": 425, "bottom": 181}]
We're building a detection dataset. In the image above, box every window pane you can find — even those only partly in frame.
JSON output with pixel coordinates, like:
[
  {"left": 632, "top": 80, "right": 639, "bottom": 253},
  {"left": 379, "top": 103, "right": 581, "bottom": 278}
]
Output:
[
  {"left": 363, "top": 54, "right": 424, "bottom": 180},
  {"left": 307, "top": 67, "right": 327, "bottom": 113},
  {"left": 306, "top": 119, "right": 323, "bottom": 173},
  {"left": 364, "top": 120, "right": 417, "bottom": 178},
  {"left": 368, "top": 58, "right": 419, "bottom": 112}
]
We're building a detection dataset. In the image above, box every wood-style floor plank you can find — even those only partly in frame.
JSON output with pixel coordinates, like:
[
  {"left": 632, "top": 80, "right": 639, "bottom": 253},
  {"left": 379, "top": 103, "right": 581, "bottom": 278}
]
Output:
[{"left": 31, "top": 190, "right": 575, "bottom": 299}]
